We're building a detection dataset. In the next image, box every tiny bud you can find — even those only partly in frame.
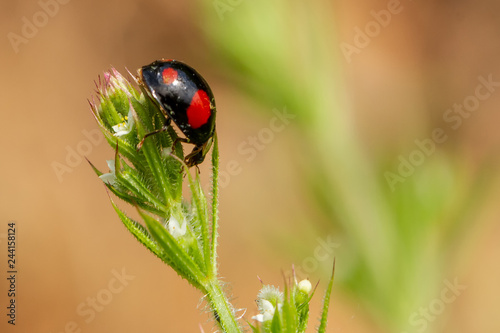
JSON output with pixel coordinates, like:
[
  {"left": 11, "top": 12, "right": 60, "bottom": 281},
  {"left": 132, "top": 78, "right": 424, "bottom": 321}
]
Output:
[{"left": 298, "top": 279, "right": 312, "bottom": 294}]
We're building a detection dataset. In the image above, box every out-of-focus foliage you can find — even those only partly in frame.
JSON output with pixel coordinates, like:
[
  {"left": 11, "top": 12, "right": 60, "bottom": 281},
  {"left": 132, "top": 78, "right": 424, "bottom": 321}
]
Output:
[{"left": 198, "top": 0, "right": 493, "bottom": 331}]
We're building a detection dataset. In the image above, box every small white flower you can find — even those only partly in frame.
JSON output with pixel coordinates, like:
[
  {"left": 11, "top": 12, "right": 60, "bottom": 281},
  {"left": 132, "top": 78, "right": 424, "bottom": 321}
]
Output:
[
  {"left": 297, "top": 279, "right": 312, "bottom": 294},
  {"left": 112, "top": 102, "right": 135, "bottom": 137},
  {"left": 99, "top": 160, "right": 116, "bottom": 185},
  {"left": 167, "top": 215, "right": 187, "bottom": 238},
  {"left": 252, "top": 314, "right": 264, "bottom": 322},
  {"left": 252, "top": 299, "right": 278, "bottom": 322}
]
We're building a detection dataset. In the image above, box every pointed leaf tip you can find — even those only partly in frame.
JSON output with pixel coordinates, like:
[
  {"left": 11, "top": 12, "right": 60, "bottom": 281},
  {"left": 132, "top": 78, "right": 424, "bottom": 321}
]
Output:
[{"left": 318, "top": 258, "right": 335, "bottom": 333}]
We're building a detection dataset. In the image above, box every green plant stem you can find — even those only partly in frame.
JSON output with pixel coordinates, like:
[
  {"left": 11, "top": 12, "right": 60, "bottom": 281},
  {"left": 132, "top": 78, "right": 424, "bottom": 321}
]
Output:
[
  {"left": 204, "top": 277, "right": 242, "bottom": 333},
  {"left": 210, "top": 133, "right": 220, "bottom": 277}
]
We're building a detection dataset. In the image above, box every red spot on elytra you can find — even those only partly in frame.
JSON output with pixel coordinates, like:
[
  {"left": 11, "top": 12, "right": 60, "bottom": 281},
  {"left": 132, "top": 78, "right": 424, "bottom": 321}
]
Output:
[
  {"left": 187, "top": 90, "right": 211, "bottom": 129},
  {"left": 162, "top": 68, "right": 178, "bottom": 85}
]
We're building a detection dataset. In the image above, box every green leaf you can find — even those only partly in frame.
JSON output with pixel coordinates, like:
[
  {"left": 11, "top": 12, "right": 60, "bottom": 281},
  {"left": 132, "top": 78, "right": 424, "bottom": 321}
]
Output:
[
  {"left": 131, "top": 102, "right": 173, "bottom": 204},
  {"left": 100, "top": 129, "right": 140, "bottom": 172},
  {"left": 87, "top": 151, "right": 165, "bottom": 216},
  {"left": 176, "top": 155, "right": 211, "bottom": 275},
  {"left": 318, "top": 259, "right": 335, "bottom": 333},
  {"left": 114, "top": 156, "right": 168, "bottom": 215},
  {"left": 86, "top": 157, "right": 104, "bottom": 177},
  {"left": 140, "top": 209, "right": 206, "bottom": 291},
  {"left": 107, "top": 193, "right": 166, "bottom": 261},
  {"left": 105, "top": 181, "right": 164, "bottom": 217},
  {"left": 247, "top": 321, "right": 261, "bottom": 333}
]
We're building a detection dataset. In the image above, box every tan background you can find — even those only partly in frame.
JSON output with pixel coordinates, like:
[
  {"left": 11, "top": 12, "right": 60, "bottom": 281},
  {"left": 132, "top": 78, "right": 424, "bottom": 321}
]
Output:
[{"left": 1, "top": 0, "right": 500, "bottom": 332}]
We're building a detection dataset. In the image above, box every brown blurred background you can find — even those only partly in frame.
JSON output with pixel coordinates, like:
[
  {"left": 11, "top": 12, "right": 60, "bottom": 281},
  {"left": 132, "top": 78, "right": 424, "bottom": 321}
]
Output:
[{"left": 1, "top": 0, "right": 499, "bottom": 332}]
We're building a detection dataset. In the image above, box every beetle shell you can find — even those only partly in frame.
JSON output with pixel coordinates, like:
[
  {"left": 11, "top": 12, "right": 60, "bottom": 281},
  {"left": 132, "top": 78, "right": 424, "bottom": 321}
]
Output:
[{"left": 139, "top": 59, "right": 216, "bottom": 146}]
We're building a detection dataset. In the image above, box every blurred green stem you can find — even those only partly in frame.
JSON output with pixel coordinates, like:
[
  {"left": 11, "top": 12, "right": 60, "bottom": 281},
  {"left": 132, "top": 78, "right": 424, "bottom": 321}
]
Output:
[{"left": 205, "top": 278, "right": 241, "bottom": 332}]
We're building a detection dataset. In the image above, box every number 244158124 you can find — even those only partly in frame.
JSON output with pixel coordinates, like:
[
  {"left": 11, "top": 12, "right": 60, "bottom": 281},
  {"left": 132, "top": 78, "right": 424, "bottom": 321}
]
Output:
[{"left": 7, "top": 222, "right": 16, "bottom": 267}]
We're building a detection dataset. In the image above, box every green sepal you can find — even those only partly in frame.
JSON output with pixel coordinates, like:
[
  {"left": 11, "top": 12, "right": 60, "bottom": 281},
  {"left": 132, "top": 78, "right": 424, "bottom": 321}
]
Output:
[
  {"left": 108, "top": 89, "right": 129, "bottom": 119},
  {"left": 295, "top": 289, "right": 311, "bottom": 332},
  {"left": 99, "top": 98, "right": 123, "bottom": 130},
  {"left": 281, "top": 282, "right": 298, "bottom": 332},
  {"left": 270, "top": 305, "right": 282, "bottom": 332}
]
